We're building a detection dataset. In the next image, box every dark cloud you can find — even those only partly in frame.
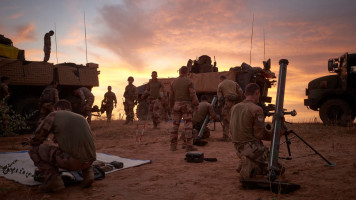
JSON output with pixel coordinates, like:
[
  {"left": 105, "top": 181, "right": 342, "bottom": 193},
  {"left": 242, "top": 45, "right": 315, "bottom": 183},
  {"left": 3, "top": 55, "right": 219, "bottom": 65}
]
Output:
[
  {"left": 95, "top": 0, "right": 246, "bottom": 70},
  {"left": 96, "top": 0, "right": 155, "bottom": 69},
  {"left": 95, "top": 0, "right": 356, "bottom": 94}
]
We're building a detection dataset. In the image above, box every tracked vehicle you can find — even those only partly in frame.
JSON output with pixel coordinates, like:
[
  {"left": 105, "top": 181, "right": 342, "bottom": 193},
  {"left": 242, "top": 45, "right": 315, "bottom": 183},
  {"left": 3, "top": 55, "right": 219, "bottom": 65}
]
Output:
[
  {"left": 0, "top": 35, "right": 100, "bottom": 130},
  {"left": 136, "top": 56, "right": 276, "bottom": 120}
]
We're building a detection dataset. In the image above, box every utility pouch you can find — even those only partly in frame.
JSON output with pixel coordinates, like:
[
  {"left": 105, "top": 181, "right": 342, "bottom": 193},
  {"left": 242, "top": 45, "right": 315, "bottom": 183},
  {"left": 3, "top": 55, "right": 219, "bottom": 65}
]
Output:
[{"left": 185, "top": 152, "right": 204, "bottom": 163}]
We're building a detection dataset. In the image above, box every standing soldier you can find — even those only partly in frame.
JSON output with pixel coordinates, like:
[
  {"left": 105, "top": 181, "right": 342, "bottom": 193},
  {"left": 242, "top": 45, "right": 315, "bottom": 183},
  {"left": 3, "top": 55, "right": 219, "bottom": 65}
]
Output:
[
  {"left": 43, "top": 30, "right": 54, "bottom": 62},
  {"left": 230, "top": 83, "right": 284, "bottom": 180},
  {"left": 169, "top": 66, "right": 199, "bottom": 151},
  {"left": 141, "top": 71, "right": 165, "bottom": 128},
  {"left": 192, "top": 95, "right": 220, "bottom": 139},
  {"left": 74, "top": 87, "right": 95, "bottom": 123},
  {"left": 38, "top": 81, "right": 59, "bottom": 123},
  {"left": 103, "top": 86, "right": 117, "bottom": 123},
  {"left": 217, "top": 75, "right": 243, "bottom": 141},
  {"left": 123, "top": 77, "right": 137, "bottom": 125}
]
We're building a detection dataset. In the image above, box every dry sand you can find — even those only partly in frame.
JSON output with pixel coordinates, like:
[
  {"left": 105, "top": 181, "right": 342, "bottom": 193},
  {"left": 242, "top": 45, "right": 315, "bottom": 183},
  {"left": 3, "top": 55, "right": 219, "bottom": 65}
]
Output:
[{"left": 1, "top": 120, "right": 356, "bottom": 200}]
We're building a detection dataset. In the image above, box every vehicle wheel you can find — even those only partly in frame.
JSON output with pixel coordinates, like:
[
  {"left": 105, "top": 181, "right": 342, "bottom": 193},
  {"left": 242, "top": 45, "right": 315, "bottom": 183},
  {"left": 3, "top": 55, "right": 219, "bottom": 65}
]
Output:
[
  {"left": 319, "top": 99, "right": 352, "bottom": 126},
  {"left": 15, "top": 97, "right": 40, "bottom": 132},
  {"left": 136, "top": 100, "right": 149, "bottom": 121}
]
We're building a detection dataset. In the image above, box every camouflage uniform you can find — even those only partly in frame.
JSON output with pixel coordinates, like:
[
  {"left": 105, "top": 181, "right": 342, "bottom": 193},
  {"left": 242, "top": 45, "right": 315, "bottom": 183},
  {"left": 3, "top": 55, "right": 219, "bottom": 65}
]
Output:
[
  {"left": 142, "top": 79, "right": 165, "bottom": 128},
  {"left": 39, "top": 85, "right": 59, "bottom": 122},
  {"left": 192, "top": 101, "right": 219, "bottom": 139},
  {"left": 0, "top": 83, "right": 10, "bottom": 132},
  {"left": 104, "top": 91, "right": 117, "bottom": 122},
  {"left": 230, "top": 99, "right": 282, "bottom": 179},
  {"left": 28, "top": 111, "right": 96, "bottom": 183},
  {"left": 123, "top": 84, "right": 137, "bottom": 123},
  {"left": 76, "top": 87, "right": 95, "bottom": 123},
  {"left": 169, "top": 75, "right": 199, "bottom": 150},
  {"left": 217, "top": 79, "right": 243, "bottom": 139},
  {"left": 43, "top": 32, "right": 52, "bottom": 62}
]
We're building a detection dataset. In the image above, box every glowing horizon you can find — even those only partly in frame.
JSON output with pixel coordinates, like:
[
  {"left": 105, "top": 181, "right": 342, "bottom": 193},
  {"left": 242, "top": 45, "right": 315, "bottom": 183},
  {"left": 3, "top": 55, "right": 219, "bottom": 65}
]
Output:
[{"left": 1, "top": 0, "right": 356, "bottom": 122}]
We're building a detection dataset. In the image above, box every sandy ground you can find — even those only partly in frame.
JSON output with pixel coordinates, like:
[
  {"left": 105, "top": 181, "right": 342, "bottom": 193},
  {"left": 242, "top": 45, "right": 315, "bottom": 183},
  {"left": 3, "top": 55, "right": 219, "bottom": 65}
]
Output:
[{"left": 1, "top": 120, "right": 356, "bottom": 200}]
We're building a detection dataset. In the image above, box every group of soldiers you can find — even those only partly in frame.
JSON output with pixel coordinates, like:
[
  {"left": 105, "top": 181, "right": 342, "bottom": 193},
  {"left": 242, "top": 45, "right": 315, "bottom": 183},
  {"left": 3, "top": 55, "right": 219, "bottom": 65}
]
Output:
[
  {"left": 38, "top": 81, "right": 95, "bottom": 124},
  {"left": 1, "top": 36, "right": 285, "bottom": 192},
  {"left": 137, "top": 66, "right": 285, "bottom": 180}
]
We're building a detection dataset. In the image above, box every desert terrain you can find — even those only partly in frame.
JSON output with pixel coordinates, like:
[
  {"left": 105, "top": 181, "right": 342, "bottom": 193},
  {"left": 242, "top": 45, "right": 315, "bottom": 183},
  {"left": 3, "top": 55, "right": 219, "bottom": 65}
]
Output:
[{"left": 0, "top": 120, "right": 356, "bottom": 200}]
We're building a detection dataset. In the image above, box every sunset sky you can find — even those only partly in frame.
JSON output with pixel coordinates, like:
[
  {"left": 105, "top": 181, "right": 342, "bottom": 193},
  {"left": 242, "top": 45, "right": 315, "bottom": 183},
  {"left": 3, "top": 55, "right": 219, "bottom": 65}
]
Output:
[{"left": 1, "top": 0, "right": 356, "bottom": 122}]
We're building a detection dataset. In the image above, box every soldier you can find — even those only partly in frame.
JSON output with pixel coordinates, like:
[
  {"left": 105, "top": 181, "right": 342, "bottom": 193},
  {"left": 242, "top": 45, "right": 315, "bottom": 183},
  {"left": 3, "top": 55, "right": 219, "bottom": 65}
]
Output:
[
  {"left": 103, "top": 86, "right": 117, "bottom": 123},
  {"left": 0, "top": 76, "right": 10, "bottom": 132},
  {"left": 43, "top": 30, "right": 54, "bottom": 62},
  {"left": 192, "top": 95, "right": 220, "bottom": 139},
  {"left": 74, "top": 87, "right": 95, "bottom": 123},
  {"left": 26, "top": 100, "right": 96, "bottom": 192},
  {"left": 141, "top": 71, "right": 165, "bottom": 128},
  {"left": 230, "top": 83, "right": 284, "bottom": 180},
  {"left": 217, "top": 75, "right": 243, "bottom": 141},
  {"left": 123, "top": 77, "right": 137, "bottom": 125},
  {"left": 169, "top": 66, "right": 199, "bottom": 151},
  {"left": 38, "top": 81, "right": 59, "bottom": 123}
]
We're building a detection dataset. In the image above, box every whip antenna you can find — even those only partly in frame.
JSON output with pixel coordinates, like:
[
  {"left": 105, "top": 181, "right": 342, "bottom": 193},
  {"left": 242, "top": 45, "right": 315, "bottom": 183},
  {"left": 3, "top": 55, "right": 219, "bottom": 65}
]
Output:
[
  {"left": 84, "top": 11, "right": 88, "bottom": 64},
  {"left": 263, "top": 28, "right": 265, "bottom": 61},
  {"left": 249, "top": 14, "right": 254, "bottom": 65}
]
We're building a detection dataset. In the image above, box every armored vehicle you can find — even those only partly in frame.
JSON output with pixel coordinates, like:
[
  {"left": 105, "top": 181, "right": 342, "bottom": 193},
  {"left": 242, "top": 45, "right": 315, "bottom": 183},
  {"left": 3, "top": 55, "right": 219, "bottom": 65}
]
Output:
[
  {"left": 0, "top": 36, "right": 100, "bottom": 130},
  {"left": 304, "top": 52, "right": 356, "bottom": 126},
  {"left": 136, "top": 56, "right": 276, "bottom": 120}
]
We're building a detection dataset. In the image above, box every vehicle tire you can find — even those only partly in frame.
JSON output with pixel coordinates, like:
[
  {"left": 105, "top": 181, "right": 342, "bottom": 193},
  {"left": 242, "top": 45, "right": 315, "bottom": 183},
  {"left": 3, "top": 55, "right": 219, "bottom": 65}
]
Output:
[
  {"left": 136, "top": 100, "right": 149, "bottom": 121},
  {"left": 15, "top": 97, "right": 40, "bottom": 132},
  {"left": 319, "top": 99, "right": 353, "bottom": 126}
]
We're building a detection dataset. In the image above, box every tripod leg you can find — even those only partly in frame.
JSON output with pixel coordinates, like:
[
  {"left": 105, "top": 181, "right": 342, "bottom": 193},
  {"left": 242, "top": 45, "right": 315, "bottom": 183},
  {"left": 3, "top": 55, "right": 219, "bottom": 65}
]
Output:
[
  {"left": 289, "top": 130, "right": 335, "bottom": 166},
  {"left": 285, "top": 132, "right": 292, "bottom": 157}
]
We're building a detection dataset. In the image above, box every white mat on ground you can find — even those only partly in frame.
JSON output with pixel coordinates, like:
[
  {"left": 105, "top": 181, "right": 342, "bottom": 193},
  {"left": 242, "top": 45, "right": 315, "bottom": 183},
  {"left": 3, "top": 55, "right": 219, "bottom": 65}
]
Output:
[{"left": 0, "top": 151, "right": 152, "bottom": 186}]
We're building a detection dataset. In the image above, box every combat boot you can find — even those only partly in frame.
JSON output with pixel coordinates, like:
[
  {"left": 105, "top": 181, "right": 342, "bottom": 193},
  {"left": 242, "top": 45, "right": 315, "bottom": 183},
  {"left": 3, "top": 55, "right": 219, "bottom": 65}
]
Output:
[
  {"left": 40, "top": 174, "right": 65, "bottom": 193},
  {"left": 80, "top": 166, "right": 94, "bottom": 188}
]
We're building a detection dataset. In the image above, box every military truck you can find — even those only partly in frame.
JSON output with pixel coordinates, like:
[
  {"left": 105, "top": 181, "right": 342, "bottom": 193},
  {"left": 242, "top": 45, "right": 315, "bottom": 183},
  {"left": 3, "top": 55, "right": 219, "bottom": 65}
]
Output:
[
  {"left": 0, "top": 36, "right": 100, "bottom": 130},
  {"left": 304, "top": 52, "right": 356, "bottom": 126},
  {"left": 136, "top": 56, "right": 276, "bottom": 120}
]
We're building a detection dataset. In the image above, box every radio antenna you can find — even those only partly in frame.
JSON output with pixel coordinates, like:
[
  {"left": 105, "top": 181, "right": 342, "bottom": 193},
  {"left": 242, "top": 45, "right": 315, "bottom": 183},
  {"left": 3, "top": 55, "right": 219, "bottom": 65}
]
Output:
[
  {"left": 263, "top": 28, "right": 265, "bottom": 61},
  {"left": 249, "top": 14, "right": 254, "bottom": 65},
  {"left": 84, "top": 11, "right": 88, "bottom": 64}
]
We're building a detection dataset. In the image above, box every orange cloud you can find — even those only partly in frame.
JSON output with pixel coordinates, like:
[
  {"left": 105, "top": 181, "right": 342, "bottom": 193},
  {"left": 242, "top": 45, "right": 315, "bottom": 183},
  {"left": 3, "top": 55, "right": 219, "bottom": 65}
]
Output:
[
  {"left": 12, "top": 22, "right": 36, "bottom": 44},
  {"left": 9, "top": 11, "right": 24, "bottom": 19}
]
